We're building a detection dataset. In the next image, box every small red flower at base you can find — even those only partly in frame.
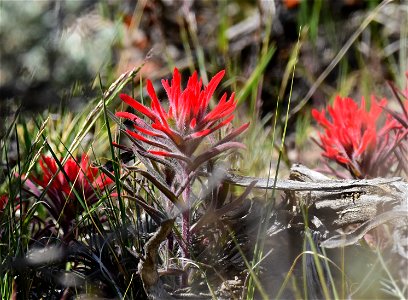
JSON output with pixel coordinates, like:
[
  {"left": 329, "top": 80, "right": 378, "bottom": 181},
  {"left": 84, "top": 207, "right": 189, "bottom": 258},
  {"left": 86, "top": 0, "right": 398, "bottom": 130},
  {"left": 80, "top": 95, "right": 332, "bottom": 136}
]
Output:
[
  {"left": 29, "top": 155, "right": 113, "bottom": 232},
  {"left": 0, "top": 195, "right": 7, "bottom": 213},
  {"left": 312, "top": 95, "right": 398, "bottom": 178}
]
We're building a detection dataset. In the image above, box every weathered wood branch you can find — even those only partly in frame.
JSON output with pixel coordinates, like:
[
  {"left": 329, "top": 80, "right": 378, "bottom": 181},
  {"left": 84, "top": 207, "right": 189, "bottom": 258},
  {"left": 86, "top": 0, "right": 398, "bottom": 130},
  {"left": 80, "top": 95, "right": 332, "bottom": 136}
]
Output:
[
  {"left": 225, "top": 164, "right": 408, "bottom": 254},
  {"left": 138, "top": 218, "right": 176, "bottom": 300}
]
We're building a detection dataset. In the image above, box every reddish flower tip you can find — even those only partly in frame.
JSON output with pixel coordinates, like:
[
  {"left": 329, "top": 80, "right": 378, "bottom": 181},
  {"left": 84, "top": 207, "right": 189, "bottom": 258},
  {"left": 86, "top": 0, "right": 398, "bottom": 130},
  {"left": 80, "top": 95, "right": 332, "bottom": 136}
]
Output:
[
  {"left": 117, "top": 68, "right": 246, "bottom": 158},
  {"left": 148, "top": 150, "right": 173, "bottom": 157}
]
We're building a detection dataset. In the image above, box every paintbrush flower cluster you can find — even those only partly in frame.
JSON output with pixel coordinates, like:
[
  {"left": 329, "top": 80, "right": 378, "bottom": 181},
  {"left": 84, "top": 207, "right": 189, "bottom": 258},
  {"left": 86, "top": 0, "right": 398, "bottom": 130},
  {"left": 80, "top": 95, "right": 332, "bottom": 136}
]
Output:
[
  {"left": 116, "top": 68, "right": 249, "bottom": 158},
  {"left": 313, "top": 92, "right": 407, "bottom": 178},
  {"left": 26, "top": 154, "right": 113, "bottom": 235}
]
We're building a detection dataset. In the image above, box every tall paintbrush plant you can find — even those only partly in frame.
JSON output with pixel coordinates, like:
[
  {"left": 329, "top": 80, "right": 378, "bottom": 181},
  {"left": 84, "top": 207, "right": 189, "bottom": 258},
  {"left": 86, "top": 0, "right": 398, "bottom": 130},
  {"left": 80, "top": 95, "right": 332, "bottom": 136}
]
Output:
[{"left": 114, "top": 68, "right": 249, "bottom": 260}]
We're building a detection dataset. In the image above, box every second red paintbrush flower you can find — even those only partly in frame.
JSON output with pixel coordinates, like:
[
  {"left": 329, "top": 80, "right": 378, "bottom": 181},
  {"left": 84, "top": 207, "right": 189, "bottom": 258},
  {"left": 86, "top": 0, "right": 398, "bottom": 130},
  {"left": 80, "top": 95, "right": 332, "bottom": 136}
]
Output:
[
  {"left": 312, "top": 95, "right": 401, "bottom": 178},
  {"left": 27, "top": 155, "right": 113, "bottom": 235}
]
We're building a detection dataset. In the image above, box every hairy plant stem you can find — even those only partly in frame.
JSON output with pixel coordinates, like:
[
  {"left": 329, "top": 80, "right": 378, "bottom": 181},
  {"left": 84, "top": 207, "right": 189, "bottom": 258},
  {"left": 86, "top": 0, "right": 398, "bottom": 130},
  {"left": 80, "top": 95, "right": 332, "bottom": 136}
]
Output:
[
  {"left": 181, "top": 168, "right": 191, "bottom": 286},
  {"left": 182, "top": 210, "right": 190, "bottom": 258},
  {"left": 166, "top": 201, "right": 174, "bottom": 254}
]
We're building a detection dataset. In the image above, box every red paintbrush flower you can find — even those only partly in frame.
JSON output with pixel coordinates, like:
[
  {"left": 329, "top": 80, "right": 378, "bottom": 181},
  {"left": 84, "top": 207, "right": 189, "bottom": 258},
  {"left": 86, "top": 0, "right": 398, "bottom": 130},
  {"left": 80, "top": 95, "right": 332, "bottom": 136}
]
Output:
[
  {"left": 28, "top": 155, "right": 113, "bottom": 233},
  {"left": 115, "top": 68, "right": 249, "bottom": 260},
  {"left": 116, "top": 68, "right": 248, "bottom": 157},
  {"left": 0, "top": 195, "right": 7, "bottom": 213},
  {"left": 312, "top": 95, "right": 401, "bottom": 178},
  {"left": 0, "top": 194, "right": 22, "bottom": 216}
]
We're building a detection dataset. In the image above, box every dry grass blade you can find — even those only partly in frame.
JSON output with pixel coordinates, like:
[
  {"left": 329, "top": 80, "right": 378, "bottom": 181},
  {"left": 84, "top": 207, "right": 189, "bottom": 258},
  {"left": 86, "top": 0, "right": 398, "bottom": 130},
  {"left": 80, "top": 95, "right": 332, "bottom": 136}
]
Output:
[{"left": 64, "top": 66, "right": 142, "bottom": 165}]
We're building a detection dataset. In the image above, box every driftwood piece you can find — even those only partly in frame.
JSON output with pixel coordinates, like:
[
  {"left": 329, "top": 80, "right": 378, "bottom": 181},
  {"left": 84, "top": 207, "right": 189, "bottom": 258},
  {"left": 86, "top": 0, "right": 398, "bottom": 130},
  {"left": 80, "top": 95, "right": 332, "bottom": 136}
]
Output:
[{"left": 225, "top": 164, "right": 408, "bottom": 253}]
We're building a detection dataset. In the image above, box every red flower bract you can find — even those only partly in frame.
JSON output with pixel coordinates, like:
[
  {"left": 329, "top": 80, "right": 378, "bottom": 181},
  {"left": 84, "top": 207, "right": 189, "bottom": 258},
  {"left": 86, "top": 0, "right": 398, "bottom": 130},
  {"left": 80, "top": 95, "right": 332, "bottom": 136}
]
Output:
[
  {"left": 0, "top": 195, "right": 7, "bottom": 213},
  {"left": 30, "top": 155, "right": 112, "bottom": 230},
  {"left": 116, "top": 68, "right": 247, "bottom": 156},
  {"left": 312, "top": 95, "right": 398, "bottom": 178}
]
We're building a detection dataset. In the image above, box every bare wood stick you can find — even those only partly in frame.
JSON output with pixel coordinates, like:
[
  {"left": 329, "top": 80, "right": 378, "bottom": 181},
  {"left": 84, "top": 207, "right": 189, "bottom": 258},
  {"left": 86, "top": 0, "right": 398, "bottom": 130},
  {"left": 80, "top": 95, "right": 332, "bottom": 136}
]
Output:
[
  {"left": 138, "top": 218, "right": 175, "bottom": 300},
  {"left": 223, "top": 164, "right": 408, "bottom": 251}
]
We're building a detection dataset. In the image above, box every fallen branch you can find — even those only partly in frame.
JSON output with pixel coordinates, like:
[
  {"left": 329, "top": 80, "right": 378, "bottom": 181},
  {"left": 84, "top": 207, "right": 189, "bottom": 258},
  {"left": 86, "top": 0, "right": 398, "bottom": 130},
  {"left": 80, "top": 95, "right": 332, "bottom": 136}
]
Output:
[
  {"left": 225, "top": 164, "right": 408, "bottom": 255},
  {"left": 138, "top": 218, "right": 176, "bottom": 300}
]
